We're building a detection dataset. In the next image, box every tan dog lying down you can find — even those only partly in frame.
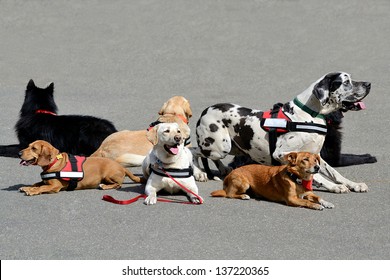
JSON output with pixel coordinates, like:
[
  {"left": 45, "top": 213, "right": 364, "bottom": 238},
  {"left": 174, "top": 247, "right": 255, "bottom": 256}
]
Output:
[
  {"left": 211, "top": 152, "right": 334, "bottom": 210},
  {"left": 91, "top": 96, "right": 192, "bottom": 167},
  {"left": 19, "top": 140, "right": 144, "bottom": 196}
]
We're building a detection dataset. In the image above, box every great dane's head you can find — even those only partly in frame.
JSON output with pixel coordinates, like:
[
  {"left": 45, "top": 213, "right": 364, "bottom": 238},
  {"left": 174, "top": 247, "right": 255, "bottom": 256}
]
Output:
[{"left": 313, "top": 72, "right": 371, "bottom": 114}]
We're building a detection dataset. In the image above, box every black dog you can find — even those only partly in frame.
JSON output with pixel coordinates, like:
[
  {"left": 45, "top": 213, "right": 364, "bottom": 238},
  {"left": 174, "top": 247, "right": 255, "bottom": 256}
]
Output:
[{"left": 0, "top": 79, "right": 117, "bottom": 157}]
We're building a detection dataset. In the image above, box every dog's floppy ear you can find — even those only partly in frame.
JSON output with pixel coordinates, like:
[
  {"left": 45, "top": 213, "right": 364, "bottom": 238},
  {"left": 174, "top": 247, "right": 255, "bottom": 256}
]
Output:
[
  {"left": 313, "top": 78, "right": 330, "bottom": 106},
  {"left": 183, "top": 99, "right": 193, "bottom": 119},
  {"left": 158, "top": 101, "right": 168, "bottom": 116},
  {"left": 36, "top": 143, "right": 52, "bottom": 166},
  {"left": 146, "top": 126, "right": 159, "bottom": 145},
  {"left": 285, "top": 152, "right": 298, "bottom": 164},
  {"left": 313, "top": 72, "right": 344, "bottom": 106},
  {"left": 180, "top": 124, "right": 191, "bottom": 140},
  {"left": 315, "top": 154, "right": 321, "bottom": 165},
  {"left": 35, "top": 141, "right": 59, "bottom": 167}
]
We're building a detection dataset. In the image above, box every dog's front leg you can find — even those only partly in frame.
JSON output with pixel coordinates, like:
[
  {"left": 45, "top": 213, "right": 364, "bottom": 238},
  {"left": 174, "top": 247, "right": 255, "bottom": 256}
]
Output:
[
  {"left": 302, "top": 192, "right": 334, "bottom": 209},
  {"left": 19, "top": 181, "right": 44, "bottom": 195},
  {"left": 315, "top": 158, "right": 368, "bottom": 193},
  {"left": 286, "top": 196, "right": 325, "bottom": 210},
  {"left": 313, "top": 174, "right": 349, "bottom": 193},
  {"left": 193, "top": 165, "right": 208, "bottom": 182},
  {"left": 144, "top": 181, "right": 158, "bottom": 205},
  {"left": 183, "top": 179, "right": 203, "bottom": 203},
  {"left": 188, "top": 147, "right": 208, "bottom": 182},
  {"left": 19, "top": 181, "right": 63, "bottom": 195}
]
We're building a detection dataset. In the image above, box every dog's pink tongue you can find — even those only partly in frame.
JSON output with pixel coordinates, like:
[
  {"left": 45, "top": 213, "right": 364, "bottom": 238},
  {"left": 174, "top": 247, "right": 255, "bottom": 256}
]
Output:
[
  {"left": 356, "top": 101, "right": 366, "bottom": 110},
  {"left": 20, "top": 160, "right": 28, "bottom": 166},
  {"left": 170, "top": 146, "right": 179, "bottom": 155}
]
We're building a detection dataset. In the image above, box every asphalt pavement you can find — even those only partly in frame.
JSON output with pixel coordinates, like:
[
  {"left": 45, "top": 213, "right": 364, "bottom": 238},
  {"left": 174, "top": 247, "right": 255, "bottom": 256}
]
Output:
[{"left": 0, "top": 0, "right": 389, "bottom": 261}]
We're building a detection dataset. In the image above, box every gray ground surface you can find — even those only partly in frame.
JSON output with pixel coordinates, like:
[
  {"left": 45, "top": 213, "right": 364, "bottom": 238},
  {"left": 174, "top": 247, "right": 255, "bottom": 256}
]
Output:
[{"left": 0, "top": 0, "right": 389, "bottom": 260}]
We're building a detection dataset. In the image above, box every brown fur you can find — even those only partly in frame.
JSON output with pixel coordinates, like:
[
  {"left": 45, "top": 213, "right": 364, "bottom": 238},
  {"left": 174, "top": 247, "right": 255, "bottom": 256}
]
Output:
[
  {"left": 19, "top": 140, "right": 144, "bottom": 196},
  {"left": 211, "top": 152, "right": 334, "bottom": 210},
  {"left": 91, "top": 96, "right": 193, "bottom": 167}
]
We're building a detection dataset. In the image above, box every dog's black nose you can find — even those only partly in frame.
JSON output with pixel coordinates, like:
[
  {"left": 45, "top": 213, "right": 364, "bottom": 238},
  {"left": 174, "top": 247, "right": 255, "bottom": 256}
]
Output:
[
  {"left": 174, "top": 135, "right": 182, "bottom": 143},
  {"left": 364, "top": 82, "right": 371, "bottom": 90},
  {"left": 314, "top": 165, "right": 320, "bottom": 173}
]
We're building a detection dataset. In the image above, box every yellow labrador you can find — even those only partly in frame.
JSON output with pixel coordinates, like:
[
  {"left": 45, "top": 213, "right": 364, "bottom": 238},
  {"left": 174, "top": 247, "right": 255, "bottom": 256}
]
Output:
[{"left": 91, "top": 96, "right": 192, "bottom": 167}]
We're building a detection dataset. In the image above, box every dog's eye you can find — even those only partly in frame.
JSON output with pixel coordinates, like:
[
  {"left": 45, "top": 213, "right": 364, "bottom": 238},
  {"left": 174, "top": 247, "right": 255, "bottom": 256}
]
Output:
[
  {"left": 177, "top": 129, "right": 181, "bottom": 134},
  {"left": 164, "top": 129, "right": 170, "bottom": 133},
  {"left": 303, "top": 158, "right": 309, "bottom": 162}
]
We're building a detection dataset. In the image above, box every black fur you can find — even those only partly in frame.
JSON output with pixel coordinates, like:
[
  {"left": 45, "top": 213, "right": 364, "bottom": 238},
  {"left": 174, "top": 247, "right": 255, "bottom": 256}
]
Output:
[
  {"left": 320, "top": 111, "right": 377, "bottom": 167},
  {"left": 0, "top": 79, "right": 117, "bottom": 157}
]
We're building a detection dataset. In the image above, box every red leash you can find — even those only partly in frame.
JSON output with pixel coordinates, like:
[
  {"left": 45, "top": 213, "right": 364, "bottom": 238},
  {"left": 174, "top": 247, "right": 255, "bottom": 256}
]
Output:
[{"left": 102, "top": 167, "right": 203, "bottom": 205}]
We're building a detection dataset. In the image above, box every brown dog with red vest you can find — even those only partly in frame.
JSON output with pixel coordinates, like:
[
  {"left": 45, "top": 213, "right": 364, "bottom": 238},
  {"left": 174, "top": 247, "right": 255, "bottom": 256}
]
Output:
[
  {"left": 19, "top": 140, "right": 144, "bottom": 196},
  {"left": 211, "top": 152, "right": 334, "bottom": 210}
]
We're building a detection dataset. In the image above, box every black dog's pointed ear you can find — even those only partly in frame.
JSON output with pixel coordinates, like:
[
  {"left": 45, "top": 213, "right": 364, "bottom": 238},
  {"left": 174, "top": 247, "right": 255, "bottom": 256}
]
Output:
[
  {"left": 47, "top": 82, "right": 54, "bottom": 92},
  {"left": 27, "top": 79, "right": 36, "bottom": 90}
]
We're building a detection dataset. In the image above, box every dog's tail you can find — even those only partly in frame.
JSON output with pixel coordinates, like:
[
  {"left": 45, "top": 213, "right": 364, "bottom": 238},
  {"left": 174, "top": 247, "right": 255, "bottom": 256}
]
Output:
[
  {"left": 0, "top": 144, "right": 21, "bottom": 158},
  {"left": 210, "top": 189, "right": 227, "bottom": 197},
  {"left": 124, "top": 169, "right": 146, "bottom": 184}
]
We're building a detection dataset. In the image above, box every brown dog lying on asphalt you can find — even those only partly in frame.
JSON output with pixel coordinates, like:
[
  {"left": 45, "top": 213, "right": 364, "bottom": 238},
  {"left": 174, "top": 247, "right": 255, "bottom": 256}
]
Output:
[
  {"left": 19, "top": 140, "right": 144, "bottom": 196},
  {"left": 211, "top": 152, "right": 334, "bottom": 210},
  {"left": 91, "top": 96, "right": 193, "bottom": 167}
]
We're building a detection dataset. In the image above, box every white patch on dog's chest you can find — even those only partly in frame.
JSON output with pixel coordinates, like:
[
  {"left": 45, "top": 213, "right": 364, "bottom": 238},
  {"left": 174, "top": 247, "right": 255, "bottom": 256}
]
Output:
[{"left": 160, "top": 177, "right": 182, "bottom": 193}]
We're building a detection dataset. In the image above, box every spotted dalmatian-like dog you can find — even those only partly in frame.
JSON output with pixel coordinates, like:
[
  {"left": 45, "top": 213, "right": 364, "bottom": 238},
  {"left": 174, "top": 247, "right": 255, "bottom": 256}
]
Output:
[{"left": 194, "top": 72, "right": 371, "bottom": 193}]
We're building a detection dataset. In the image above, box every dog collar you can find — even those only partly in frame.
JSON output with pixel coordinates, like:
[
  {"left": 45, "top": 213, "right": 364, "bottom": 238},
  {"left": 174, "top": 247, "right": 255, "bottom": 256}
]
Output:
[
  {"left": 176, "top": 114, "right": 189, "bottom": 124},
  {"left": 35, "top": 109, "right": 57, "bottom": 116},
  {"left": 301, "top": 179, "right": 313, "bottom": 191},
  {"left": 147, "top": 120, "right": 162, "bottom": 131},
  {"left": 287, "top": 172, "right": 313, "bottom": 191},
  {"left": 293, "top": 98, "right": 325, "bottom": 119},
  {"left": 44, "top": 154, "right": 64, "bottom": 171}
]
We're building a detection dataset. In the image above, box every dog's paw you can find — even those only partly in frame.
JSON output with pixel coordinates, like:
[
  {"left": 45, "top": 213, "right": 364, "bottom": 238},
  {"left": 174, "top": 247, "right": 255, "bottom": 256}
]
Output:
[
  {"left": 144, "top": 195, "right": 157, "bottom": 205},
  {"left": 317, "top": 205, "right": 325, "bottom": 210},
  {"left": 241, "top": 194, "right": 251, "bottom": 200},
  {"left": 19, "top": 186, "right": 29, "bottom": 193},
  {"left": 349, "top": 183, "right": 369, "bottom": 192},
  {"left": 320, "top": 199, "right": 335, "bottom": 209},
  {"left": 194, "top": 171, "right": 208, "bottom": 182},
  {"left": 212, "top": 176, "right": 223, "bottom": 181},
  {"left": 19, "top": 187, "right": 37, "bottom": 196},
  {"left": 330, "top": 184, "right": 350, "bottom": 193},
  {"left": 189, "top": 195, "right": 203, "bottom": 204}
]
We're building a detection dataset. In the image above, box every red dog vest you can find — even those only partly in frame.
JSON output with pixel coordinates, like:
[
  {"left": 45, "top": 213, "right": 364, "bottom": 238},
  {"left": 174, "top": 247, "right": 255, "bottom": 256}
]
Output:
[{"left": 41, "top": 155, "right": 86, "bottom": 191}]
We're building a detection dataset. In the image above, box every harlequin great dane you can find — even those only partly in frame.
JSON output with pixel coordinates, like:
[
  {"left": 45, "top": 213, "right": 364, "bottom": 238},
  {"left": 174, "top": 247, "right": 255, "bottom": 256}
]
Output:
[{"left": 194, "top": 72, "right": 371, "bottom": 193}]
